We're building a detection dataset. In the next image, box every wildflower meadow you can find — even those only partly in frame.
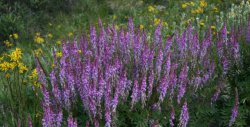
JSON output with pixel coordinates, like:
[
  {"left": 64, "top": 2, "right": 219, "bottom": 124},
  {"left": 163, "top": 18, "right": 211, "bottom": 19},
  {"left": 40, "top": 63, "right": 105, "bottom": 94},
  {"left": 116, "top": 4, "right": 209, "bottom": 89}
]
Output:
[{"left": 1, "top": 0, "right": 250, "bottom": 127}]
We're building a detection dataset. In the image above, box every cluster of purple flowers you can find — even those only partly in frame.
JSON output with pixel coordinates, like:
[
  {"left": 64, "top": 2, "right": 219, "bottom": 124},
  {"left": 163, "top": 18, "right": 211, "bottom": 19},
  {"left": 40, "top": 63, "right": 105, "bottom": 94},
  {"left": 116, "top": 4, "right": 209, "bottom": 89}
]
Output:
[{"left": 37, "top": 18, "right": 241, "bottom": 126}]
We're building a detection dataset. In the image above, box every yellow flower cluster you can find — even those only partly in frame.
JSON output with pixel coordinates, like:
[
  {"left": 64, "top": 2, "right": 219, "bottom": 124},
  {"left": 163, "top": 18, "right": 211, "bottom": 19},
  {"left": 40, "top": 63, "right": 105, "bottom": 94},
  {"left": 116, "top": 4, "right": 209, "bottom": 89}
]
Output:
[
  {"left": 191, "top": 7, "right": 204, "bottom": 14},
  {"left": 34, "top": 48, "right": 43, "bottom": 57},
  {"left": 47, "top": 33, "right": 53, "bottom": 38},
  {"left": 154, "top": 18, "right": 161, "bottom": 26},
  {"left": 34, "top": 33, "right": 45, "bottom": 44},
  {"left": 200, "top": 21, "right": 205, "bottom": 27},
  {"left": 29, "top": 69, "right": 41, "bottom": 88},
  {"left": 18, "top": 62, "right": 28, "bottom": 74},
  {"left": 213, "top": 7, "right": 219, "bottom": 13},
  {"left": 4, "top": 40, "right": 13, "bottom": 47},
  {"left": 9, "top": 48, "right": 22, "bottom": 62},
  {"left": 0, "top": 48, "right": 28, "bottom": 73},
  {"left": 56, "top": 52, "right": 62, "bottom": 58},
  {"left": 182, "top": 0, "right": 208, "bottom": 14},
  {"left": 0, "top": 61, "right": 16, "bottom": 71},
  {"left": 211, "top": 25, "right": 216, "bottom": 30},
  {"left": 68, "top": 32, "right": 73, "bottom": 37},
  {"left": 140, "top": 24, "right": 144, "bottom": 30},
  {"left": 199, "top": 0, "right": 207, "bottom": 8},
  {"left": 182, "top": 2, "right": 195, "bottom": 9},
  {"left": 148, "top": 5, "right": 155, "bottom": 12},
  {"left": 9, "top": 33, "right": 19, "bottom": 39}
]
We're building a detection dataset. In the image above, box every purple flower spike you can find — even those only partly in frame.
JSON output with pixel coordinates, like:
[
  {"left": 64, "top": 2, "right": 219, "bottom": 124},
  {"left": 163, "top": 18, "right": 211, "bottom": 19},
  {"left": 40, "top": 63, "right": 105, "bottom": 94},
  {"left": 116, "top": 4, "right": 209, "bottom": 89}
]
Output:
[
  {"left": 131, "top": 80, "right": 140, "bottom": 107},
  {"left": 229, "top": 88, "right": 239, "bottom": 127},
  {"left": 170, "top": 106, "right": 175, "bottom": 127},
  {"left": 147, "top": 70, "right": 154, "bottom": 99},
  {"left": 90, "top": 26, "right": 97, "bottom": 52},
  {"left": 28, "top": 114, "right": 32, "bottom": 127},
  {"left": 247, "top": 16, "right": 250, "bottom": 42},
  {"left": 177, "top": 64, "right": 189, "bottom": 104},
  {"left": 156, "top": 49, "right": 163, "bottom": 78},
  {"left": 178, "top": 101, "right": 189, "bottom": 127},
  {"left": 154, "top": 22, "right": 162, "bottom": 46},
  {"left": 105, "top": 108, "right": 111, "bottom": 127},
  {"left": 158, "top": 75, "right": 169, "bottom": 103},
  {"left": 140, "top": 75, "right": 147, "bottom": 107},
  {"left": 67, "top": 114, "right": 77, "bottom": 127}
]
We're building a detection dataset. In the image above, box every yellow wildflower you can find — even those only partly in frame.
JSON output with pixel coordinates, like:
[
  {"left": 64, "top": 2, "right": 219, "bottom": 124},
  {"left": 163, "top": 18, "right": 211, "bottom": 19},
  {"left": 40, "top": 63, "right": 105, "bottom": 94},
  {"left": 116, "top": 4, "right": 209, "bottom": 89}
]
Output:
[
  {"left": 78, "top": 50, "right": 82, "bottom": 54},
  {"left": 148, "top": 5, "right": 155, "bottom": 12},
  {"left": 0, "top": 62, "right": 16, "bottom": 71},
  {"left": 4, "top": 40, "right": 13, "bottom": 47},
  {"left": 68, "top": 32, "right": 73, "bottom": 37},
  {"left": 189, "top": 2, "right": 195, "bottom": 6},
  {"left": 200, "top": 0, "right": 207, "bottom": 8},
  {"left": 211, "top": 25, "right": 216, "bottom": 30},
  {"left": 56, "top": 40, "right": 62, "bottom": 45},
  {"left": 36, "top": 32, "right": 41, "bottom": 36},
  {"left": 13, "top": 33, "right": 18, "bottom": 39},
  {"left": 213, "top": 7, "right": 219, "bottom": 13},
  {"left": 113, "top": 15, "right": 117, "bottom": 20},
  {"left": 29, "top": 69, "right": 38, "bottom": 80},
  {"left": 5, "top": 73, "right": 11, "bottom": 79},
  {"left": 182, "top": 3, "right": 188, "bottom": 9},
  {"left": 34, "top": 34, "right": 45, "bottom": 44},
  {"left": 0, "top": 56, "right": 3, "bottom": 62},
  {"left": 154, "top": 18, "right": 161, "bottom": 26},
  {"left": 115, "top": 25, "right": 119, "bottom": 30},
  {"left": 34, "top": 81, "right": 41, "bottom": 88},
  {"left": 56, "top": 52, "right": 62, "bottom": 58},
  {"left": 192, "top": 7, "right": 204, "bottom": 14},
  {"left": 200, "top": 22, "right": 205, "bottom": 27},
  {"left": 163, "top": 22, "right": 168, "bottom": 27},
  {"left": 34, "top": 48, "right": 43, "bottom": 56},
  {"left": 9, "top": 48, "right": 22, "bottom": 62},
  {"left": 51, "top": 64, "right": 56, "bottom": 69},
  {"left": 140, "top": 24, "right": 144, "bottom": 30},
  {"left": 18, "top": 62, "right": 28, "bottom": 74},
  {"left": 47, "top": 33, "right": 53, "bottom": 38}
]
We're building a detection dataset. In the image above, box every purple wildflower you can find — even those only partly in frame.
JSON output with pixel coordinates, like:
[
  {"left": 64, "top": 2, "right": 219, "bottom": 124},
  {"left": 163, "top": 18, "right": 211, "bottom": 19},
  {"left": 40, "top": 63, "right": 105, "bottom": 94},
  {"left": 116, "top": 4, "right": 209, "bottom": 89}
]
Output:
[
  {"left": 211, "top": 87, "right": 221, "bottom": 105},
  {"left": 178, "top": 101, "right": 189, "bottom": 127},
  {"left": 50, "top": 69, "right": 62, "bottom": 104},
  {"left": 170, "top": 106, "right": 175, "bottom": 127},
  {"left": 154, "top": 22, "right": 162, "bottom": 46},
  {"left": 165, "top": 36, "right": 173, "bottom": 51},
  {"left": 158, "top": 75, "right": 169, "bottom": 103},
  {"left": 169, "top": 63, "right": 178, "bottom": 100},
  {"left": 247, "top": 16, "right": 250, "bottom": 42},
  {"left": 36, "top": 58, "right": 47, "bottom": 86},
  {"left": 140, "top": 75, "right": 147, "bottom": 107},
  {"left": 131, "top": 80, "right": 139, "bottom": 107},
  {"left": 94, "top": 118, "right": 99, "bottom": 127},
  {"left": 222, "top": 56, "right": 229, "bottom": 75},
  {"left": 67, "top": 114, "right": 77, "bottom": 127},
  {"left": 229, "top": 88, "right": 239, "bottom": 127},
  {"left": 165, "top": 52, "right": 171, "bottom": 76},
  {"left": 90, "top": 26, "right": 97, "bottom": 52},
  {"left": 156, "top": 49, "right": 163, "bottom": 78},
  {"left": 147, "top": 70, "right": 154, "bottom": 98},
  {"left": 105, "top": 108, "right": 111, "bottom": 127},
  {"left": 177, "top": 64, "right": 189, "bottom": 104},
  {"left": 28, "top": 114, "right": 32, "bottom": 127},
  {"left": 41, "top": 85, "right": 50, "bottom": 107}
]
